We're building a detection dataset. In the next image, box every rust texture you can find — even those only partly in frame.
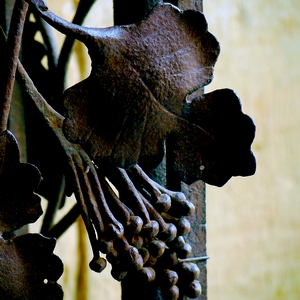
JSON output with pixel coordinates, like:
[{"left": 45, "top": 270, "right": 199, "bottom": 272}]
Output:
[
  {"left": 0, "top": 0, "right": 28, "bottom": 133},
  {"left": 0, "top": 0, "right": 256, "bottom": 299},
  {"left": 0, "top": 234, "right": 63, "bottom": 300},
  {"left": 15, "top": 49, "right": 203, "bottom": 297},
  {"left": 0, "top": 1, "right": 63, "bottom": 299},
  {"left": 28, "top": 0, "right": 255, "bottom": 187},
  {"left": 181, "top": 180, "right": 207, "bottom": 299}
]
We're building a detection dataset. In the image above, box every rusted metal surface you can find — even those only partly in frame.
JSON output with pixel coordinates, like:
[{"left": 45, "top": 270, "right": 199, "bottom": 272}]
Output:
[
  {"left": 0, "top": 234, "right": 63, "bottom": 299},
  {"left": 28, "top": 0, "right": 255, "bottom": 187},
  {"left": 180, "top": 180, "right": 207, "bottom": 299},
  {"left": 0, "top": 0, "right": 256, "bottom": 299},
  {"left": 0, "top": 2, "right": 63, "bottom": 298},
  {"left": 0, "top": 0, "right": 28, "bottom": 133},
  {"left": 0, "top": 130, "right": 42, "bottom": 233},
  {"left": 15, "top": 52, "right": 203, "bottom": 297}
]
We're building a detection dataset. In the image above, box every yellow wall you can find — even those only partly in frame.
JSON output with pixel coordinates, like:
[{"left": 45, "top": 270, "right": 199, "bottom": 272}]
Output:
[
  {"left": 31, "top": 1, "right": 300, "bottom": 299},
  {"left": 204, "top": 1, "right": 300, "bottom": 299}
]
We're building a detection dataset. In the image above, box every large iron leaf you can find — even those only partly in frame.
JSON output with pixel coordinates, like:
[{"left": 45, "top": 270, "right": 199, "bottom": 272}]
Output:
[{"left": 28, "top": 1, "right": 256, "bottom": 186}]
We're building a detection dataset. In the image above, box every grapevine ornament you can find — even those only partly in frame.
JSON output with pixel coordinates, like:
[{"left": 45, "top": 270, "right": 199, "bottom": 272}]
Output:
[
  {"left": 16, "top": 52, "right": 202, "bottom": 298},
  {"left": 27, "top": 0, "right": 256, "bottom": 186},
  {"left": 16, "top": 0, "right": 255, "bottom": 299}
]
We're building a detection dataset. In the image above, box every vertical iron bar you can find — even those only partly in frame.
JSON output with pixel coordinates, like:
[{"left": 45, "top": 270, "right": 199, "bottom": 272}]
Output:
[
  {"left": 166, "top": 1, "right": 206, "bottom": 299},
  {"left": 0, "top": 0, "right": 28, "bottom": 133},
  {"left": 115, "top": 0, "right": 206, "bottom": 299}
]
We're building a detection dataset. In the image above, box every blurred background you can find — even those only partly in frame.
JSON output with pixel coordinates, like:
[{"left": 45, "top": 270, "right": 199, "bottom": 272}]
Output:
[
  {"left": 205, "top": 1, "right": 300, "bottom": 299},
  {"left": 31, "top": 0, "right": 300, "bottom": 299}
]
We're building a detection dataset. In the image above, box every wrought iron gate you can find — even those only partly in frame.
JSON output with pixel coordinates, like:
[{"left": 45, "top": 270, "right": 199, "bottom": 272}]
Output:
[{"left": 0, "top": 0, "right": 256, "bottom": 299}]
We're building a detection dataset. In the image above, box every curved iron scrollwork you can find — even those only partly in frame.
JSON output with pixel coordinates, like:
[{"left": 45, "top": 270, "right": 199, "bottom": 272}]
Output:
[{"left": 0, "top": 0, "right": 256, "bottom": 299}]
